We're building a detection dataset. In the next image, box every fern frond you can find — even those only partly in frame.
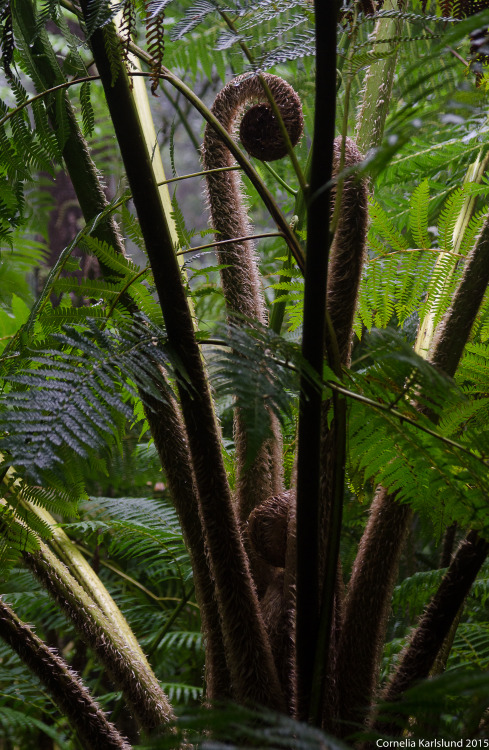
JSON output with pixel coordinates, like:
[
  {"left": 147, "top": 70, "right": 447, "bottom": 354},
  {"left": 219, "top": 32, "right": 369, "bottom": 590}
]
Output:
[
  {"left": 449, "top": 622, "right": 489, "bottom": 671},
  {"left": 170, "top": 1, "right": 219, "bottom": 40},
  {"left": 347, "top": 331, "right": 489, "bottom": 535},
  {"left": 79, "top": 80, "right": 95, "bottom": 138},
  {"left": 83, "top": 0, "right": 122, "bottom": 37},
  {"left": 170, "top": 194, "right": 196, "bottom": 250},
  {"left": 120, "top": 203, "right": 145, "bottom": 250},
  {"left": 392, "top": 568, "right": 446, "bottom": 620},
  {"left": 206, "top": 320, "right": 319, "bottom": 464},
  {"left": 80, "top": 235, "right": 138, "bottom": 276},
  {"left": 120, "top": 0, "right": 137, "bottom": 67},
  {"left": 0, "top": 318, "right": 174, "bottom": 480},
  {"left": 102, "top": 23, "right": 123, "bottom": 86},
  {"left": 369, "top": 197, "right": 410, "bottom": 254},
  {"left": 1, "top": 2, "right": 14, "bottom": 78},
  {"left": 437, "top": 183, "right": 489, "bottom": 254},
  {"left": 146, "top": 4, "right": 165, "bottom": 94},
  {"left": 409, "top": 179, "right": 431, "bottom": 249},
  {"left": 161, "top": 681, "right": 203, "bottom": 704},
  {"left": 259, "top": 29, "right": 315, "bottom": 68}
]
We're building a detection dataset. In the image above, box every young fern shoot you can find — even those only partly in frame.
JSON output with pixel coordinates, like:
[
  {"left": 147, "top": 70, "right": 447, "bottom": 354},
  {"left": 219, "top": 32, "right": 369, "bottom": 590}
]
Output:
[{"left": 202, "top": 73, "right": 304, "bottom": 523}]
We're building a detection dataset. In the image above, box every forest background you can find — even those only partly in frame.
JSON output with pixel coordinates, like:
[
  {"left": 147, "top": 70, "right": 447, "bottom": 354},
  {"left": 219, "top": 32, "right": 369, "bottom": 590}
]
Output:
[{"left": 2, "top": 0, "right": 489, "bottom": 748}]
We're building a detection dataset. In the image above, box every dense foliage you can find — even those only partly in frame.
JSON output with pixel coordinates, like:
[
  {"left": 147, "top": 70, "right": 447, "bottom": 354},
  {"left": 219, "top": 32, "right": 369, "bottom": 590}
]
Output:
[{"left": 1, "top": 0, "right": 489, "bottom": 748}]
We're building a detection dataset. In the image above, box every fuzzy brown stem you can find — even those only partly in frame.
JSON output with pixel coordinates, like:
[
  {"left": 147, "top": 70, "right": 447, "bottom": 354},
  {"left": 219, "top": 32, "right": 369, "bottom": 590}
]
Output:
[
  {"left": 203, "top": 73, "right": 303, "bottom": 523},
  {"left": 319, "top": 136, "right": 369, "bottom": 563},
  {"left": 143, "top": 392, "right": 231, "bottom": 699},
  {"left": 440, "top": 522, "right": 458, "bottom": 568},
  {"left": 0, "top": 597, "right": 131, "bottom": 750},
  {"left": 335, "top": 490, "right": 412, "bottom": 734},
  {"left": 248, "top": 489, "right": 298, "bottom": 714},
  {"left": 326, "top": 138, "right": 369, "bottom": 368}
]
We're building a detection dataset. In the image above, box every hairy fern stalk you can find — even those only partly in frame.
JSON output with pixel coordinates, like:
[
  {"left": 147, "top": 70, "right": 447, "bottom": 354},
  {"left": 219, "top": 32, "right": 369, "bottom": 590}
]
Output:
[{"left": 1, "top": 1, "right": 489, "bottom": 748}]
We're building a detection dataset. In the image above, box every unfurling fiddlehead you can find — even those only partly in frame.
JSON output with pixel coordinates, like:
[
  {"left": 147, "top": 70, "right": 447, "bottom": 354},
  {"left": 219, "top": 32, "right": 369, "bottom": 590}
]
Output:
[{"left": 203, "top": 74, "right": 303, "bottom": 523}]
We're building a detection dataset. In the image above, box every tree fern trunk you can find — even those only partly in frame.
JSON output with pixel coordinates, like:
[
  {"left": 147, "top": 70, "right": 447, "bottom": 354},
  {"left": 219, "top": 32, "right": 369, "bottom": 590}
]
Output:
[{"left": 355, "top": 0, "right": 404, "bottom": 154}]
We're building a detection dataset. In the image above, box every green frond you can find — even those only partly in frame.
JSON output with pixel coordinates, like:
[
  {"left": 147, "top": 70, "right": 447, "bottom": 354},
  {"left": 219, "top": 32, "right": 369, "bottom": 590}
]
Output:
[
  {"left": 102, "top": 23, "right": 123, "bottom": 87},
  {"left": 165, "top": 703, "right": 347, "bottom": 750},
  {"left": 259, "top": 29, "right": 315, "bottom": 68},
  {"left": 381, "top": 137, "right": 489, "bottom": 192},
  {"left": 80, "top": 235, "right": 138, "bottom": 276},
  {"left": 170, "top": 1, "right": 220, "bottom": 40},
  {"left": 0, "top": 707, "right": 70, "bottom": 748},
  {"left": 66, "top": 496, "right": 190, "bottom": 581},
  {"left": 449, "top": 622, "right": 489, "bottom": 671},
  {"left": 127, "top": 279, "right": 164, "bottom": 325},
  {"left": 79, "top": 80, "right": 95, "bottom": 138},
  {"left": 457, "top": 206, "right": 488, "bottom": 259},
  {"left": 392, "top": 568, "right": 446, "bottom": 620},
  {"left": 375, "top": 670, "right": 489, "bottom": 739},
  {"left": 0, "top": 318, "right": 175, "bottom": 480},
  {"left": 171, "top": 194, "right": 196, "bottom": 250},
  {"left": 345, "top": 47, "right": 398, "bottom": 77},
  {"left": 30, "top": 98, "right": 62, "bottom": 164},
  {"left": 83, "top": 0, "right": 122, "bottom": 37},
  {"left": 369, "top": 197, "right": 410, "bottom": 254},
  {"left": 437, "top": 183, "right": 489, "bottom": 254},
  {"left": 418, "top": 251, "right": 462, "bottom": 331},
  {"left": 346, "top": 331, "right": 489, "bottom": 534},
  {"left": 0, "top": 504, "right": 41, "bottom": 577},
  {"left": 38, "top": 305, "right": 107, "bottom": 333},
  {"left": 409, "top": 178, "right": 431, "bottom": 249},
  {"left": 52, "top": 277, "right": 122, "bottom": 301},
  {"left": 160, "top": 630, "right": 203, "bottom": 652},
  {"left": 120, "top": 202, "right": 145, "bottom": 251},
  {"left": 161, "top": 682, "right": 203, "bottom": 704},
  {"left": 207, "top": 320, "right": 317, "bottom": 465}
]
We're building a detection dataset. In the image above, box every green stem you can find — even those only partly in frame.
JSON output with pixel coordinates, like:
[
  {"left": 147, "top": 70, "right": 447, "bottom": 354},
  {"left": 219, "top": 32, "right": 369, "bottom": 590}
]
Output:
[
  {"left": 175, "top": 231, "right": 285, "bottom": 255},
  {"left": 355, "top": 0, "right": 403, "bottom": 153},
  {"left": 25, "top": 503, "right": 147, "bottom": 660},
  {"left": 25, "top": 542, "right": 174, "bottom": 731},
  {"left": 269, "top": 249, "right": 293, "bottom": 335}
]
